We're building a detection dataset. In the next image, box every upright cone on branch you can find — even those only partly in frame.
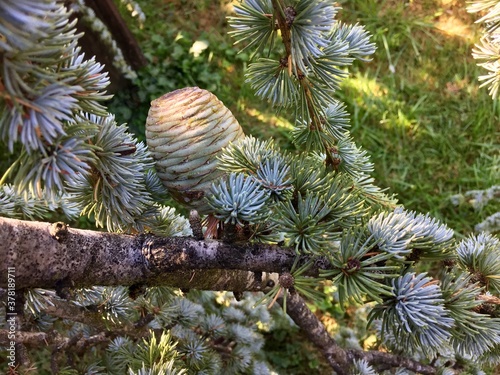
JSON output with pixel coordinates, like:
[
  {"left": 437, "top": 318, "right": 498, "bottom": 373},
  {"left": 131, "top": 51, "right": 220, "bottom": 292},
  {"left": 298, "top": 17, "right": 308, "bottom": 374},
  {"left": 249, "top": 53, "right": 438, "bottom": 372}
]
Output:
[{"left": 146, "top": 87, "right": 245, "bottom": 214}]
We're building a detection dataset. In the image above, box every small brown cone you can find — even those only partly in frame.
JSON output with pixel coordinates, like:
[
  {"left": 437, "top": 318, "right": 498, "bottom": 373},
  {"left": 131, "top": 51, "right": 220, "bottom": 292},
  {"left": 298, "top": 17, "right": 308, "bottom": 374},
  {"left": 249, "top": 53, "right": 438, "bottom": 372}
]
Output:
[{"left": 146, "top": 87, "right": 245, "bottom": 214}]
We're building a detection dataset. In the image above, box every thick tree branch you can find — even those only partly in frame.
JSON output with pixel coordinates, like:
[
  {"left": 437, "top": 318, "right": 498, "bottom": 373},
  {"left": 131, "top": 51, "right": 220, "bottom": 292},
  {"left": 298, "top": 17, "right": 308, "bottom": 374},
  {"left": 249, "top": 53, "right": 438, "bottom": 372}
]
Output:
[
  {"left": 1, "top": 217, "right": 440, "bottom": 373},
  {"left": 0, "top": 217, "right": 316, "bottom": 290}
]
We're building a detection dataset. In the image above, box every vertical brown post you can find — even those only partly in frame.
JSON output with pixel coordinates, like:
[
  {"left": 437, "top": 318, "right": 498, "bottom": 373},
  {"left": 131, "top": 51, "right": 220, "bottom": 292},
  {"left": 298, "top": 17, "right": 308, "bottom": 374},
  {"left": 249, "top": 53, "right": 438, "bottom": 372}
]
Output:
[
  {"left": 70, "top": 0, "right": 147, "bottom": 91},
  {"left": 83, "top": 0, "right": 147, "bottom": 70}
]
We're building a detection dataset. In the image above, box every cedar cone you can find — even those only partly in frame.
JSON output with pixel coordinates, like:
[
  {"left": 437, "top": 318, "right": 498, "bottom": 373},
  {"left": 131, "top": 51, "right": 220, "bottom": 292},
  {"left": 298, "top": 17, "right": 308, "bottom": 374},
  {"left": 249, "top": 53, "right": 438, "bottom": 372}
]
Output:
[{"left": 146, "top": 87, "right": 245, "bottom": 214}]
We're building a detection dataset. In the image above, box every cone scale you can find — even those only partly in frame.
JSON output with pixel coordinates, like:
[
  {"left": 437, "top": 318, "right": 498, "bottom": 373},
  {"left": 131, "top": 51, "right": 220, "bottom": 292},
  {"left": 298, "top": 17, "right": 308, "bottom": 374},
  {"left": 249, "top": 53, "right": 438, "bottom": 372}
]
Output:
[{"left": 146, "top": 87, "right": 245, "bottom": 214}]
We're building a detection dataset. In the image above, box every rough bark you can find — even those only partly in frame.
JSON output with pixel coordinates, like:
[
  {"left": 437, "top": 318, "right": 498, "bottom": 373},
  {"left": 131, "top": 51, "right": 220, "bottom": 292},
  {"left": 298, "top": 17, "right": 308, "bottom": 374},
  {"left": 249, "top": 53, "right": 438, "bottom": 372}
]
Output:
[
  {"left": 284, "top": 292, "right": 437, "bottom": 375},
  {"left": 283, "top": 292, "right": 351, "bottom": 375},
  {"left": 0, "top": 217, "right": 308, "bottom": 290},
  {"left": 1, "top": 217, "right": 441, "bottom": 374}
]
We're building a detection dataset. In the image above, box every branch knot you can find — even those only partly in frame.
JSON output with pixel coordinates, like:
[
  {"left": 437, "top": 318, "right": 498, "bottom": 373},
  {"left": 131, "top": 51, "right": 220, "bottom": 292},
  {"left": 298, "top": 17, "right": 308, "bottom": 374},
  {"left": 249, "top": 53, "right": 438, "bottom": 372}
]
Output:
[
  {"left": 284, "top": 6, "right": 296, "bottom": 27},
  {"left": 49, "top": 222, "right": 69, "bottom": 242}
]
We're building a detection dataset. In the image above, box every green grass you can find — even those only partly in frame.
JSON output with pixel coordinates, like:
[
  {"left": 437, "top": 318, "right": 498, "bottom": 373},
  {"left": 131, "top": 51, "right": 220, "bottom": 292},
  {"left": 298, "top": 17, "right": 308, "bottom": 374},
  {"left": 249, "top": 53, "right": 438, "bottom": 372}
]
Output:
[
  {"left": 337, "top": 0, "right": 499, "bottom": 235},
  {"left": 111, "top": 0, "right": 499, "bottom": 236}
]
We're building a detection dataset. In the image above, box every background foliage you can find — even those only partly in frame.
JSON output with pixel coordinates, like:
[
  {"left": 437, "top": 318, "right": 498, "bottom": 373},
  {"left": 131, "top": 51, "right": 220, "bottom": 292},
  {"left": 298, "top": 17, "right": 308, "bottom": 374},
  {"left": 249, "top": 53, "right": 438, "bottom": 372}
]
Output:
[{"left": 110, "top": 0, "right": 499, "bottom": 236}]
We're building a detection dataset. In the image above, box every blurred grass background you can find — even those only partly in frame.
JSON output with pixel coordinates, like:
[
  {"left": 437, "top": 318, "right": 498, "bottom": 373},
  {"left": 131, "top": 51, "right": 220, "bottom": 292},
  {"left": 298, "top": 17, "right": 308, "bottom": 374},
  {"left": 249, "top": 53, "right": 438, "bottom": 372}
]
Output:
[{"left": 111, "top": 0, "right": 499, "bottom": 238}]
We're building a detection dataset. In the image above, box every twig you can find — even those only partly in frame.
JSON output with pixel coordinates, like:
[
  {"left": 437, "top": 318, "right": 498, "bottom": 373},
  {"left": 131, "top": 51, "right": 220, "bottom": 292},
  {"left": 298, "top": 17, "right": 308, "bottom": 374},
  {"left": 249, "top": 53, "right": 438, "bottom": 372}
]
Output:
[
  {"left": 280, "top": 292, "right": 350, "bottom": 374},
  {"left": 41, "top": 293, "right": 151, "bottom": 338},
  {"left": 270, "top": 0, "right": 338, "bottom": 168},
  {"left": 348, "top": 350, "right": 436, "bottom": 374},
  {"left": 282, "top": 292, "right": 437, "bottom": 374},
  {"left": 478, "top": 293, "right": 500, "bottom": 305},
  {"left": 0, "top": 329, "right": 108, "bottom": 350},
  {"left": 1, "top": 216, "right": 294, "bottom": 290}
]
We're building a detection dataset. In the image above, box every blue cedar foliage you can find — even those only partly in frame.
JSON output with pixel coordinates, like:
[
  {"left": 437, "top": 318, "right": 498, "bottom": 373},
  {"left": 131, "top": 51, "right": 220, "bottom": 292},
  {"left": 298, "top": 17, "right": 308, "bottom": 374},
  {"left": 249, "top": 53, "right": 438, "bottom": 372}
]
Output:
[
  {"left": 468, "top": 0, "right": 500, "bottom": 98},
  {"left": 208, "top": 173, "right": 270, "bottom": 225},
  {"left": 369, "top": 273, "right": 454, "bottom": 357},
  {"left": 0, "top": 0, "right": 499, "bottom": 373},
  {"left": 225, "top": 0, "right": 500, "bottom": 369}
]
